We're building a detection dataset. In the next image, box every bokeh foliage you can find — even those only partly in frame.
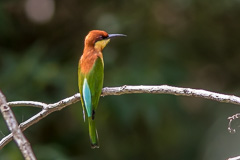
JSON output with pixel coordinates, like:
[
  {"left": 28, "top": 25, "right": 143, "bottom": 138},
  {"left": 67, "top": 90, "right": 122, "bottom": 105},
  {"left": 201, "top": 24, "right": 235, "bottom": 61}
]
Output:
[{"left": 1, "top": 0, "right": 240, "bottom": 159}]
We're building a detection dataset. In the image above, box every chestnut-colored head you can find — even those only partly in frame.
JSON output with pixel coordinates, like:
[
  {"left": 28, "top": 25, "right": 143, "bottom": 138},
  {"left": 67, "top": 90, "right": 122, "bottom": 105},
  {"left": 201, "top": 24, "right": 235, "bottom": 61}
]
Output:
[{"left": 84, "top": 30, "right": 126, "bottom": 51}]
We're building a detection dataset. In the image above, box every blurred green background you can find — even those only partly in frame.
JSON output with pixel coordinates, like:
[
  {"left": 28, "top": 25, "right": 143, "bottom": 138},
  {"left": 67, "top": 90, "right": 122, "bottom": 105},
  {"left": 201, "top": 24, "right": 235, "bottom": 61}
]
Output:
[{"left": 1, "top": 0, "right": 240, "bottom": 159}]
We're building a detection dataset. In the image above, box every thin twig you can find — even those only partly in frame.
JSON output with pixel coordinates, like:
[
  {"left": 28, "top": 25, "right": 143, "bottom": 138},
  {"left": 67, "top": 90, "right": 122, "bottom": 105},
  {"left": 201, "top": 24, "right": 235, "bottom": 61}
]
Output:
[
  {"left": 0, "top": 91, "right": 36, "bottom": 160},
  {"left": 7, "top": 101, "right": 47, "bottom": 109},
  {"left": 1, "top": 85, "right": 240, "bottom": 150}
]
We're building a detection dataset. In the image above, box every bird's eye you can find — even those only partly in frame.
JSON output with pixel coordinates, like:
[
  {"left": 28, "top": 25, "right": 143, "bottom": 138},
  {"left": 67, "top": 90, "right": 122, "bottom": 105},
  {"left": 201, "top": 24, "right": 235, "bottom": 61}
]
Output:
[
  {"left": 96, "top": 35, "right": 107, "bottom": 43},
  {"left": 97, "top": 36, "right": 103, "bottom": 41},
  {"left": 101, "top": 35, "right": 108, "bottom": 39}
]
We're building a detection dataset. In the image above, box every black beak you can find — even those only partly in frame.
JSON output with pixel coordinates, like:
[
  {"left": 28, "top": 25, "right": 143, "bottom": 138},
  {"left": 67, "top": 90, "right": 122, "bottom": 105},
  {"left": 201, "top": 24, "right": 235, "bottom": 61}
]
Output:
[{"left": 107, "top": 34, "right": 127, "bottom": 39}]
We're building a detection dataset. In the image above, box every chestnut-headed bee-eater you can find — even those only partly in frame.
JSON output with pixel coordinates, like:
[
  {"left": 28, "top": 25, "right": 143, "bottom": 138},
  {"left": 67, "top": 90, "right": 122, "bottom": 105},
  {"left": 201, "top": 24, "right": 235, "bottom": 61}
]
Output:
[{"left": 78, "top": 30, "right": 126, "bottom": 148}]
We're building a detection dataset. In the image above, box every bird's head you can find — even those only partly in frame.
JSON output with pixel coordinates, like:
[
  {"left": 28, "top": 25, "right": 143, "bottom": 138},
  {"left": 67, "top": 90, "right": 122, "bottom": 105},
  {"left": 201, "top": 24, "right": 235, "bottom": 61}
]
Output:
[{"left": 84, "top": 30, "right": 126, "bottom": 51}]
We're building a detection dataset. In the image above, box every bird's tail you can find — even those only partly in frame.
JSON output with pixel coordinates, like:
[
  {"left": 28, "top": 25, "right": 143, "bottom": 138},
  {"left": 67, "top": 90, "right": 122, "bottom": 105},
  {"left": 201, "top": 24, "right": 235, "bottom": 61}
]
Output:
[{"left": 88, "top": 117, "right": 99, "bottom": 149}]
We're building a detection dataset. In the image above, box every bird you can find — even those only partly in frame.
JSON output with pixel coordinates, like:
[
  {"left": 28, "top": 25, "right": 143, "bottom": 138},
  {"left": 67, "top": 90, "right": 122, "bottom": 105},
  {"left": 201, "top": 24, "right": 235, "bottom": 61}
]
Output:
[{"left": 78, "top": 30, "right": 126, "bottom": 148}]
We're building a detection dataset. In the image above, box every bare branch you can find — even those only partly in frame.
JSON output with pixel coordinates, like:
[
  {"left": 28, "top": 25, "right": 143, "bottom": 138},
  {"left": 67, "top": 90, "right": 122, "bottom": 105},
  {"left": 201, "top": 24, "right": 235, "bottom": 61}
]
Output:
[
  {"left": 1, "top": 85, "right": 240, "bottom": 149},
  {"left": 227, "top": 156, "right": 240, "bottom": 160},
  {"left": 102, "top": 85, "right": 240, "bottom": 105},
  {"left": 0, "top": 93, "right": 80, "bottom": 149},
  {"left": 0, "top": 91, "right": 36, "bottom": 160}
]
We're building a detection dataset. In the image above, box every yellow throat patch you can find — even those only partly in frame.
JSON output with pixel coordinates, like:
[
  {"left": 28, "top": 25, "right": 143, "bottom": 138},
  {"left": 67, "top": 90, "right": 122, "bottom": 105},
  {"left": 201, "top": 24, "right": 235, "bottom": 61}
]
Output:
[{"left": 94, "top": 39, "right": 110, "bottom": 51}]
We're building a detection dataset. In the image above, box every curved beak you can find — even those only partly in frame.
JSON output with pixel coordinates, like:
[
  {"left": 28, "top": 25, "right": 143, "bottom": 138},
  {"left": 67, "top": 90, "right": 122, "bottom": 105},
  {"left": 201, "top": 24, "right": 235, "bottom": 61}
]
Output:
[{"left": 108, "top": 34, "right": 127, "bottom": 39}]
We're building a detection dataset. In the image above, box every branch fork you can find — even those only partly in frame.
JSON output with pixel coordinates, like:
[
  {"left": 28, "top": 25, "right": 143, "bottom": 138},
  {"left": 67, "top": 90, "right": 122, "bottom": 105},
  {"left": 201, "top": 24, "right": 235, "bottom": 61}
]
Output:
[{"left": 1, "top": 85, "right": 240, "bottom": 159}]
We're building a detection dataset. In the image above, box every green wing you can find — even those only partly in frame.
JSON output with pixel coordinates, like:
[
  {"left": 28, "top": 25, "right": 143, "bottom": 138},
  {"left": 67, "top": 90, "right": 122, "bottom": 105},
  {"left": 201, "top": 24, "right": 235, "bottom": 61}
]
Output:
[{"left": 78, "top": 57, "right": 104, "bottom": 119}]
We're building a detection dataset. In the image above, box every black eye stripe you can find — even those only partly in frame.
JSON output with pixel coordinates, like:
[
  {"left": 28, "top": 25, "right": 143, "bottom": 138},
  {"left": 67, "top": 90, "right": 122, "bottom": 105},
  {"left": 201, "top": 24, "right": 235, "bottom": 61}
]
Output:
[
  {"left": 100, "top": 35, "right": 108, "bottom": 39},
  {"left": 96, "top": 35, "right": 108, "bottom": 42}
]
